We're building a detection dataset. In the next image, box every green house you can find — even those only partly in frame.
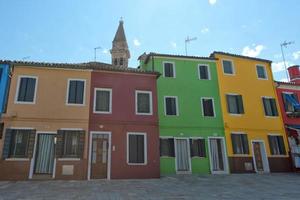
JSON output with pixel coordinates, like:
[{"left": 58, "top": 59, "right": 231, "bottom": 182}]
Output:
[{"left": 139, "top": 53, "right": 229, "bottom": 175}]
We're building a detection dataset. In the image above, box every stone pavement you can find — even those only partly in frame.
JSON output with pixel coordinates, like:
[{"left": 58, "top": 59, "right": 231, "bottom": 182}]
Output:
[{"left": 0, "top": 173, "right": 299, "bottom": 200}]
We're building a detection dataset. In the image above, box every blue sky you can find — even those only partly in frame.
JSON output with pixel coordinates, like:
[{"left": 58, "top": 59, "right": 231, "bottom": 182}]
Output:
[{"left": 0, "top": 0, "right": 299, "bottom": 81}]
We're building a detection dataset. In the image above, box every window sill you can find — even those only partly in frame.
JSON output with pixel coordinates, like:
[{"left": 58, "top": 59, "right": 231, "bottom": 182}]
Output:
[
  {"left": 66, "top": 103, "right": 85, "bottom": 107},
  {"left": 5, "top": 158, "right": 30, "bottom": 161},
  {"left": 93, "top": 111, "right": 112, "bottom": 114},
  {"left": 264, "top": 116, "right": 279, "bottom": 118},
  {"left": 14, "top": 101, "right": 35, "bottom": 105},
  {"left": 58, "top": 158, "right": 81, "bottom": 161},
  {"left": 127, "top": 162, "right": 147, "bottom": 166},
  {"left": 229, "top": 113, "right": 243, "bottom": 116},
  {"left": 136, "top": 112, "right": 153, "bottom": 116},
  {"left": 257, "top": 78, "right": 268, "bottom": 80}
]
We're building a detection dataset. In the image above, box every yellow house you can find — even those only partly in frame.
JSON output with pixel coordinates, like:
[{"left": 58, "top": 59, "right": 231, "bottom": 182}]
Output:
[{"left": 211, "top": 52, "right": 291, "bottom": 173}]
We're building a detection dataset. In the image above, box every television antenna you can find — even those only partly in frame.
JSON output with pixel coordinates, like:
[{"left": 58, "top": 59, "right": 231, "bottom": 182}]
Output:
[
  {"left": 185, "top": 36, "right": 197, "bottom": 56},
  {"left": 94, "top": 46, "right": 102, "bottom": 61},
  {"left": 280, "top": 41, "right": 295, "bottom": 81}
]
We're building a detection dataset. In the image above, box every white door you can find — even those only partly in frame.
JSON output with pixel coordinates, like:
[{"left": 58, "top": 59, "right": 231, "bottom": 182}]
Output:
[
  {"left": 209, "top": 138, "right": 228, "bottom": 174},
  {"left": 252, "top": 141, "right": 270, "bottom": 173},
  {"left": 175, "top": 139, "right": 190, "bottom": 172}
]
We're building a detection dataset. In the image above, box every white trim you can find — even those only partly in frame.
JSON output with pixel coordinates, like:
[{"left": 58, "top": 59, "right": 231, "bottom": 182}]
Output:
[
  {"left": 189, "top": 137, "right": 206, "bottom": 158},
  {"left": 207, "top": 137, "right": 229, "bottom": 174},
  {"left": 226, "top": 93, "right": 244, "bottom": 115},
  {"left": 126, "top": 132, "right": 147, "bottom": 165},
  {"left": 8, "top": 127, "right": 35, "bottom": 130},
  {"left": 135, "top": 90, "right": 153, "bottom": 115},
  {"left": 93, "top": 88, "right": 112, "bottom": 114},
  {"left": 221, "top": 59, "right": 235, "bottom": 76},
  {"left": 267, "top": 134, "right": 287, "bottom": 156},
  {"left": 5, "top": 158, "right": 30, "bottom": 161},
  {"left": 200, "top": 97, "right": 216, "bottom": 117},
  {"left": 59, "top": 128, "right": 84, "bottom": 131},
  {"left": 57, "top": 158, "right": 81, "bottom": 161},
  {"left": 29, "top": 131, "right": 57, "bottom": 179},
  {"left": 251, "top": 140, "right": 270, "bottom": 173},
  {"left": 230, "top": 132, "right": 249, "bottom": 155},
  {"left": 65, "top": 79, "right": 86, "bottom": 106},
  {"left": 164, "top": 96, "right": 179, "bottom": 116},
  {"left": 14, "top": 75, "right": 38, "bottom": 104},
  {"left": 256, "top": 64, "right": 268, "bottom": 80},
  {"left": 154, "top": 56, "right": 216, "bottom": 63},
  {"left": 198, "top": 64, "right": 211, "bottom": 80},
  {"left": 162, "top": 61, "right": 176, "bottom": 78},
  {"left": 261, "top": 96, "right": 279, "bottom": 118},
  {"left": 88, "top": 131, "right": 112, "bottom": 180},
  {"left": 174, "top": 137, "right": 192, "bottom": 174}
]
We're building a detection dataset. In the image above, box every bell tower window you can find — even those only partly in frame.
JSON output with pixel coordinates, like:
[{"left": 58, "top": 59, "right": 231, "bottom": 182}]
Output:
[
  {"left": 120, "top": 58, "right": 124, "bottom": 66},
  {"left": 114, "top": 58, "right": 118, "bottom": 66}
]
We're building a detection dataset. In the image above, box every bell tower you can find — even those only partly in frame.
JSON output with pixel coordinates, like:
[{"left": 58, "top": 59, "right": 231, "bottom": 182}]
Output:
[{"left": 110, "top": 18, "right": 130, "bottom": 68}]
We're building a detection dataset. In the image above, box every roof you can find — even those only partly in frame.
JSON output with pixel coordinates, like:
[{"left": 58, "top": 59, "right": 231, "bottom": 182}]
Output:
[
  {"left": 210, "top": 51, "right": 272, "bottom": 63},
  {"left": 140, "top": 52, "right": 217, "bottom": 64},
  {"left": 113, "top": 20, "right": 127, "bottom": 43},
  {"left": 0, "top": 60, "right": 160, "bottom": 76}
]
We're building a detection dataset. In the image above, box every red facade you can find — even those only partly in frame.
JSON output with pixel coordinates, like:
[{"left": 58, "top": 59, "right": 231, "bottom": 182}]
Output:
[{"left": 89, "top": 71, "right": 160, "bottom": 179}]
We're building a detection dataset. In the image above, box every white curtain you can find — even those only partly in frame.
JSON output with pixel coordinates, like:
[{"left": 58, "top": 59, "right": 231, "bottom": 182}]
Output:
[
  {"left": 176, "top": 140, "right": 189, "bottom": 171},
  {"left": 35, "top": 135, "right": 55, "bottom": 174}
]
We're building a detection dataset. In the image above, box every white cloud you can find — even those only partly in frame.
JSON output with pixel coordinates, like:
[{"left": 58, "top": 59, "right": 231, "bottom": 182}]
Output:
[
  {"left": 201, "top": 27, "right": 209, "bottom": 34},
  {"left": 272, "top": 61, "right": 294, "bottom": 73},
  {"left": 170, "top": 42, "right": 177, "bottom": 48},
  {"left": 133, "top": 39, "right": 141, "bottom": 47},
  {"left": 293, "top": 51, "right": 300, "bottom": 60},
  {"left": 102, "top": 49, "right": 109, "bottom": 54},
  {"left": 209, "top": 0, "right": 217, "bottom": 5},
  {"left": 241, "top": 44, "right": 265, "bottom": 57}
]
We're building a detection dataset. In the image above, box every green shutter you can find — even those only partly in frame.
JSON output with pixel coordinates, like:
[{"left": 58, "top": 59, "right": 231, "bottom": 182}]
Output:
[
  {"left": 27, "top": 130, "right": 36, "bottom": 158},
  {"left": 56, "top": 130, "right": 64, "bottom": 158},
  {"left": 237, "top": 95, "right": 244, "bottom": 114},
  {"left": 2, "top": 129, "right": 13, "bottom": 159},
  {"left": 78, "top": 131, "right": 85, "bottom": 158}
]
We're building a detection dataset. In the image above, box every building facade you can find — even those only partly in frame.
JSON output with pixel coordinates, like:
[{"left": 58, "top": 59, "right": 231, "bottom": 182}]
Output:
[
  {"left": 139, "top": 53, "right": 228, "bottom": 175},
  {"left": 276, "top": 65, "right": 300, "bottom": 170},
  {"left": 211, "top": 52, "right": 291, "bottom": 173}
]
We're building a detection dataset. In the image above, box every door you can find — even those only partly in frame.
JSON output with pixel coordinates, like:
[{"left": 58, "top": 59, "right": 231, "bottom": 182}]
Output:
[
  {"left": 252, "top": 141, "right": 269, "bottom": 173},
  {"left": 91, "top": 134, "right": 109, "bottom": 179},
  {"left": 209, "top": 138, "right": 227, "bottom": 173},
  {"left": 34, "top": 134, "right": 55, "bottom": 174},
  {"left": 175, "top": 139, "right": 190, "bottom": 172}
]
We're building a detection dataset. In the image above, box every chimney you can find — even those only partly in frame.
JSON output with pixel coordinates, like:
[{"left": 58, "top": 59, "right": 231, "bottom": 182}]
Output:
[{"left": 288, "top": 65, "right": 300, "bottom": 84}]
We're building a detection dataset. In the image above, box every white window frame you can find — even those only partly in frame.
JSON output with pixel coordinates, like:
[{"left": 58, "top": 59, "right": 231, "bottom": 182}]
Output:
[
  {"left": 261, "top": 96, "right": 278, "bottom": 118},
  {"left": 267, "top": 133, "right": 287, "bottom": 157},
  {"left": 66, "top": 79, "right": 86, "bottom": 106},
  {"left": 201, "top": 97, "right": 216, "bottom": 117},
  {"left": 222, "top": 59, "right": 235, "bottom": 75},
  {"left": 135, "top": 90, "right": 153, "bottom": 115},
  {"left": 226, "top": 93, "right": 243, "bottom": 116},
  {"left": 198, "top": 64, "right": 211, "bottom": 80},
  {"left": 163, "top": 61, "right": 176, "bottom": 78},
  {"left": 127, "top": 132, "right": 147, "bottom": 165},
  {"left": 230, "top": 132, "right": 250, "bottom": 156},
  {"left": 159, "top": 136, "right": 175, "bottom": 158},
  {"left": 93, "top": 88, "right": 112, "bottom": 114},
  {"left": 256, "top": 64, "right": 268, "bottom": 80},
  {"left": 189, "top": 137, "right": 206, "bottom": 158},
  {"left": 164, "top": 96, "right": 179, "bottom": 116},
  {"left": 14, "top": 75, "right": 38, "bottom": 105}
]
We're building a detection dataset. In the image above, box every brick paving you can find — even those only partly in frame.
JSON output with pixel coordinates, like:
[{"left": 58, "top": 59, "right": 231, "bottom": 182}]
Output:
[{"left": 0, "top": 173, "right": 299, "bottom": 200}]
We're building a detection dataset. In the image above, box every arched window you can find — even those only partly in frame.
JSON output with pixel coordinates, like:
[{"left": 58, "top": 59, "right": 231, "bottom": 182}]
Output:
[
  {"left": 120, "top": 58, "right": 124, "bottom": 66},
  {"left": 114, "top": 58, "right": 118, "bottom": 65}
]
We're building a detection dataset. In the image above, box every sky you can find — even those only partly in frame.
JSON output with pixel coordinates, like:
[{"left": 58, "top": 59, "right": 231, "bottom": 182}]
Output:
[{"left": 0, "top": 0, "right": 299, "bottom": 81}]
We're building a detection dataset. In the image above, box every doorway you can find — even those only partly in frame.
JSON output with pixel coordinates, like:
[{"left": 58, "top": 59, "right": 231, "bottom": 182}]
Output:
[
  {"left": 251, "top": 140, "right": 269, "bottom": 173},
  {"left": 175, "top": 138, "right": 191, "bottom": 173},
  {"left": 208, "top": 137, "right": 228, "bottom": 174}
]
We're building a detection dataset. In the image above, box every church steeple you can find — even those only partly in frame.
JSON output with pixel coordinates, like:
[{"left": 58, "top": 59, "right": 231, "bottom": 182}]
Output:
[{"left": 110, "top": 18, "right": 130, "bottom": 68}]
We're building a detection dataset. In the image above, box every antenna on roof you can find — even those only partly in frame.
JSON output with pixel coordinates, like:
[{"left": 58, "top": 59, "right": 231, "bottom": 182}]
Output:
[
  {"left": 94, "top": 46, "right": 102, "bottom": 61},
  {"left": 185, "top": 36, "right": 197, "bottom": 56},
  {"left": 280, "top": 40, "right": 295, "bottom": 81}
]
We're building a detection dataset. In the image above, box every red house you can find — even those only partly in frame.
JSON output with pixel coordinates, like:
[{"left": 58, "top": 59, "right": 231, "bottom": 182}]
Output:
[{"left": 276, "top": 65, "right": 300, "bottom": 170}]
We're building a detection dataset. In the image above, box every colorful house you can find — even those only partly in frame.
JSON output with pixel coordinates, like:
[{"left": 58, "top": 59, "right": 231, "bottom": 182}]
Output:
[
  {"left": 139, "top": 53, "right": 228, "bottom": 175},
  {"left": 211, "top": 52, "right": 291, "bottom": 173},
  {"left": 275, "top": 65, "right": 300, "bottom": 170}
]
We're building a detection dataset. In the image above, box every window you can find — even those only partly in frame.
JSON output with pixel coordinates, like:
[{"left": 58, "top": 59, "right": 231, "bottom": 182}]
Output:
[
  {"left": 164, "top": 96, "right": 178, "bottom": 116},
  {"left": 9, "top": 129, "right": 30, "bottom": 158},
  {"left": 163, "top": 62, "right": 175, "bottom": 78},
  {"left": 94, "top": 88, "right": 112, "bottom": 114},
  {"left": 256, "top": 65, "right": 267, "bottom": 79},
  {"left": 198, "top": 65, "right": 210, "bottom": 80},
  {"left": 262, "top": 97, "right": 278, "bottom": 116},
  {"left": 268, "top": 135, "right": 286, "bottom": 155},
  {"left": 114, "top": 58, "right": 118, "bottom": 65},
  {"left": 63, "top": 131, "right": 81, "bottom": 157},
  {"left": 222, "top": 60, "right": 234, "bottom": 75},
  {"left": 136, "top": 91, "right": 152, "bottom": 115},
  {"left": 67, "top": 79, "right": 85, "bottom": 105},
  {"left": 120, "top": 58, "right": 123, "bottom": 66},
  {"left": 127, "top": 133, "right": 146, "bottom": 164},
  {"left": 201, "top": 98, "right": 215, "bottom": 117},
  {"left": 16, "top": 76, "right": 37, "bottom": 103},
  {"left": 231, "top": 134, "right": 249, "bottom": 154},
  {"left": 226, "top": 94, "right": 244, "bottom": 114},
  {"left": 189, "top": 138, "right": 206, "bottom": 157},
  {"left": 0, "top": 123, "right": 3, "bottom": 139},
  {"left": 160, "top": 138, "right": 175, "bottom": 157},
  {"left": 282, "top": 93, "right": 299, "bottom": 112}
]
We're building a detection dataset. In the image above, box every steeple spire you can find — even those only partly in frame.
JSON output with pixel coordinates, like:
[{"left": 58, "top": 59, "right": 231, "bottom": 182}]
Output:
[{"left": 110, "top": 18, "right": 130, "bottom": 68}]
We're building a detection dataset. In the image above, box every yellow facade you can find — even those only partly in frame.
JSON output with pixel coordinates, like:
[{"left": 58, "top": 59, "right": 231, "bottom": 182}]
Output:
[{"left": 213, "top": 53, "right": 289, "bottom": 158}]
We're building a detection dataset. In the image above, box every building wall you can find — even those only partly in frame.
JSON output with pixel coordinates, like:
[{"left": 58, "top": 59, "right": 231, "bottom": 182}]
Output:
[
  {"left": 214, "top": 53, "right": 290, "bottom": 173},
  {"left": 89, "top": 71, "right": 160, "bottom": 179},
  {"left": 142, "top": 56, "right": 225, "bottom": 175},
  {"left": 0, "top": 66, "right": 91, "bottom": 180},
  {"left": 0, "top": 64, "right": 10, "bottom": 115}
]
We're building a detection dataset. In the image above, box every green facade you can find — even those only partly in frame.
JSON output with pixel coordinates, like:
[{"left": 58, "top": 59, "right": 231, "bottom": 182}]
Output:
[{"left": 140, "top": 55, "right": 225, "bottom": 175}]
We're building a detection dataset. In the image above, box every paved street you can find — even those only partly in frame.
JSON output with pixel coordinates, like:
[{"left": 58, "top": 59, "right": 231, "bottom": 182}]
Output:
[{"left": 0, "top": 174, "right": 299, "bottom": 200}]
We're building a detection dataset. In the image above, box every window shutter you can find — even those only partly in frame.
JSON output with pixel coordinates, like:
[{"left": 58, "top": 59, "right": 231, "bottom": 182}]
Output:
[
  {"left": 268, "top": 135, "right": 274, "bottom": 155},
  {"left": 242, "top": 134, "right": 249, "bottom": 154},
  {"left": 78, "top": 131, "right": 85, "bottom": 158},
  {"left": 271, "top": 99, "right": 278, "bottom": 116},
  {"left": 237, "top": 95, "right": 244, "bottom": 114},
  {"left": 169, "top": 138, "right": 175, "bottom": 157},
  {"left": 278, "top": 136, "right": 286, "bottom": 155},
  {"left": 262, "top": 98, "right": 268, "bottom": 115},
  {"left": 56, "top": 130, "right": 64, "bottom": 158},
  {"left": 231, "top": 134, "right": 238, "bottom": 154},
  {"left": 2, "top": 129, "right": 13, "bottom": 159},
  {"left": 27, "top": 130, "right": 36, "bottom": 158}
]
